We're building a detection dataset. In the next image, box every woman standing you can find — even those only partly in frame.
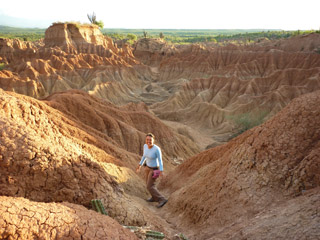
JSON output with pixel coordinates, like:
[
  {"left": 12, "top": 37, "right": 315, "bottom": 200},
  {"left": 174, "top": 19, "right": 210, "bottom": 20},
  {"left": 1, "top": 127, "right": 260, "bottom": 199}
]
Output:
[{"left": 136, "top": 133, "right": 168, "bottom": 208}]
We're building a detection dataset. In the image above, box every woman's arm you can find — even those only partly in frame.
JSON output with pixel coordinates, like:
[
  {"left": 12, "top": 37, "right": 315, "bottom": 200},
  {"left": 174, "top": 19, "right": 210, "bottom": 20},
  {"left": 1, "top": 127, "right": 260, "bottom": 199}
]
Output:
[
  {"left": 137, "top": 145, "right": 146, "bottom": 173},
  {"left": 139, "top": 155, "right": 146, "bottom": 166},
  {"left": 136, "top": 156, "right": 145, "bottom": 173},
  {"left": 156, "top": 147, "right": 163, "bottom": 172}
]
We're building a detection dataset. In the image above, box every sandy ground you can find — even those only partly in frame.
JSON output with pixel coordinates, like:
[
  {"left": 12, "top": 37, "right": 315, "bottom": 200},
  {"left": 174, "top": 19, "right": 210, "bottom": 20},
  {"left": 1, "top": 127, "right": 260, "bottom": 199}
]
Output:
[{"left": 161, "top": 120, "right": 230, "bottom": 150}]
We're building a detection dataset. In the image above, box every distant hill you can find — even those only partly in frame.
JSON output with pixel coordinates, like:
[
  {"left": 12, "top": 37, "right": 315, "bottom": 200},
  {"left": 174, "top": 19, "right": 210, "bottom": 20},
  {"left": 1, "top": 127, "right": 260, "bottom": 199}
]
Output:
[
  {"left": 0, "top": 25, "right": 285, "bottom": 43},
  {"left": 0, "top": 14, "right": 52, "bottom": 28},
  {"left": 101, "top": 28, "right": 281, "bottom": 35},
  {"left": 0, "top": 25, "right": 45, "bottom": 33},
  {"left": 0, "top": 25, "right": 280, "bottom": 35},
  {"left": 0, "top": 25, "right": 45, "bottom": 41}
]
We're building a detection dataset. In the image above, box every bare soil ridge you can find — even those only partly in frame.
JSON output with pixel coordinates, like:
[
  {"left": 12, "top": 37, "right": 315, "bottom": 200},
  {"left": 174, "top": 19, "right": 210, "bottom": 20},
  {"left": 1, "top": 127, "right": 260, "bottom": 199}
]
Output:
[
  {"left": 160, "top": 90, "right": 320, "bottom": 239},
  {"left": 0, "top": 88, "right": 197, "bottom": 238}
]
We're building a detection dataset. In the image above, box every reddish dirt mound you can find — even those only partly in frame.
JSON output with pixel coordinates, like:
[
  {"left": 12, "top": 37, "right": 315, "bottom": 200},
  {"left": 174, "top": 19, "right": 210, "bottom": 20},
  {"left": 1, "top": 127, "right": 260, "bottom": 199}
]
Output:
[
  {"left": 217, "top": 188, "right": 320, "bottom": 239},
  {"left": 160, "top": 90, "right": 320, "bottom": 239},
  {"left": 0, "top": 196, "right": 138, "bottom": 239},
  {"left": 43, "top": 89, "right": 199, "bottom": 166},
  {"left": 0, "top": 88, "right": 143, "bottom": 225},
  {"left": 0, "top": 86, "right": 200, "bottom": 224},
  {"left": 0, "top": 88, "right": 195, "bottom": 238}
]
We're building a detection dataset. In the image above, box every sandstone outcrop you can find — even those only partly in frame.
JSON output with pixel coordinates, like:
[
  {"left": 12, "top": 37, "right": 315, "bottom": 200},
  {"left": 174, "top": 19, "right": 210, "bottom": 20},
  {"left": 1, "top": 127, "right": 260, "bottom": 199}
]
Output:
[
  {"left": 0, "top": 23, "right": 145, "bottom": 104},
  {"left": 133, "top": 38, "right": 177, "bottom": 66},
  {"left": 160, "top": 90, "right": 320, "bottom": 239}
]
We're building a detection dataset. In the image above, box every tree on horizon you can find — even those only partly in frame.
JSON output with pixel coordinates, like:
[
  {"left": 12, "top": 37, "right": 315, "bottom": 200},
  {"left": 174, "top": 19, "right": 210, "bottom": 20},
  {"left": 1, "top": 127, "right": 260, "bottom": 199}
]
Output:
[{"left": 87, "top": 12, "right": 104, "bottom": 29}]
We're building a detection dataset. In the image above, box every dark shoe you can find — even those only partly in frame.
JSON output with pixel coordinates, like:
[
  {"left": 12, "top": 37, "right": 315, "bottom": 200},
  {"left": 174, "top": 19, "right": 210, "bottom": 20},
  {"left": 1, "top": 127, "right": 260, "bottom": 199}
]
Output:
[
  {"left": 157, "top": 199, "right": 168, "bottom": 208},
  {"left": 146, "top": 197, "right": 156, "bottom": 202}
]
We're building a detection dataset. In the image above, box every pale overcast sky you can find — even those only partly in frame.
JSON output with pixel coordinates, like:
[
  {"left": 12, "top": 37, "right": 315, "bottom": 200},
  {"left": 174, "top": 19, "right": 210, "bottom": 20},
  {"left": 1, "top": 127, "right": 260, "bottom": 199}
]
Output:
[{"left": 0, "top": 0, "right": 319, "bottom": 30}]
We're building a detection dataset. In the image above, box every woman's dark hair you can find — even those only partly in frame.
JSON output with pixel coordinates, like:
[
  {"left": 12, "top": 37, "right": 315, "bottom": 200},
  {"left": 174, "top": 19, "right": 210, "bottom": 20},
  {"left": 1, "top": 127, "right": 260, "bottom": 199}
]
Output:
[{"left": 146, "top": 133, "right": 155, "bottom": 139}]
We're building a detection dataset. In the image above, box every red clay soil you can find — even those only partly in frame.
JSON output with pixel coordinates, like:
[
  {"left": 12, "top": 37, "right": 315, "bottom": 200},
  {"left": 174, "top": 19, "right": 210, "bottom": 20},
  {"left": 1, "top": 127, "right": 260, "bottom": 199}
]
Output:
[
  {"left": 0, "top": 88, "right": 197, "bottom": 237},
  {"left": 0, "top": 196, "right": 138, "bottom": 240},
  {"left": 43, "top": 89, "right": 199, "bottom": 166},
  {"left": 160, "top": 90, "right": 320, "bottom": 239}
]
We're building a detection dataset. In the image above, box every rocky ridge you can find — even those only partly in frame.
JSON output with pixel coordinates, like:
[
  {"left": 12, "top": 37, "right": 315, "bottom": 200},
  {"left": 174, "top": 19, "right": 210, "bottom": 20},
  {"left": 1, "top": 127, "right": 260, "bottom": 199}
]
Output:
[
  {"left": 0, "top": 88, "right": 198, "bottom": 239},
  {"left": 0, "top": 23, "right": 145, "bottom": 105},
  {"left": 149, "top": 34, "right": 320, "bottom": 147},
  {"left": 159, "top": 90, "right": 320, "bottom": 239}
]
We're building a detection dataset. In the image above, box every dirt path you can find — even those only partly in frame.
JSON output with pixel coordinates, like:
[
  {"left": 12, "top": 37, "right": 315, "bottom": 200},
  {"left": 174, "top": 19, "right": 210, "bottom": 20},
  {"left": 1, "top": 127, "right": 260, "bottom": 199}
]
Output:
[{"left": 131, "top": 193, "right": 186, "bottom": 239}]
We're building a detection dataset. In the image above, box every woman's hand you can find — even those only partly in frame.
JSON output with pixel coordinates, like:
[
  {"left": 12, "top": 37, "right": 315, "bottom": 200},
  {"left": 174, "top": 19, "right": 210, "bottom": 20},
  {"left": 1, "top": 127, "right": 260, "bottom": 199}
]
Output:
[{"left": 136, "top": 165, "right": 141, "bottom": 173}]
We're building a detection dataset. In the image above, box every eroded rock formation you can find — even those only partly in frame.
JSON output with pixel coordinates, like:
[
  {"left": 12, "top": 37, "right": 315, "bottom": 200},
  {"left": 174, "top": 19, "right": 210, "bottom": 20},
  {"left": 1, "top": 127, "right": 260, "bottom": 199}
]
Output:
[
  {"left": 160, "top": 90, "right": 320, "bottom": 239},
  {"left": 149, "top": 35, "right": 320, "bottom": 147},
  {"left": 0, "top": 196, "right": 138, "bottom": 239},
  {"left": 1, "top": 27, "right": 320, "bottom": 149},
  {"left": 0, "top": 88, "right": 199, "bottom": 233},
  {"left": 1, "top": 25, "right": 320, "bottom": 239},
  {"left": 0, "top": 23, "right": 143, "bottom": 104}
]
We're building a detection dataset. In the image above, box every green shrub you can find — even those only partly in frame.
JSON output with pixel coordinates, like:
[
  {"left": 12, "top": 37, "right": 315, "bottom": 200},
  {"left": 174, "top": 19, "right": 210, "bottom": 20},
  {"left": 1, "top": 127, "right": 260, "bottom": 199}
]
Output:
[
  {"left": 143, "top": 30, "right": 148, "bottom": 38},
  {"left": 127, "top": 33, "right": 137, "bottom": 41},
  {"left": 0, "top": 63, "right": 7, "bottom": 71},
  {"left": 96, "top": 20, "right": 104, "bottom": 29},
  {"left": 228, "top": 110, "right": 269, "bottom": 139},
  {"left": 87, "top": 12, "right": 104, "bottom": 29}
]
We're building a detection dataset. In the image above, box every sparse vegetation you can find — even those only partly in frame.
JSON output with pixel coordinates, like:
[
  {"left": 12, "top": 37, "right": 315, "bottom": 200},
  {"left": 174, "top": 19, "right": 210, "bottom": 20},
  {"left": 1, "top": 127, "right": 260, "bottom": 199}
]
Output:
[
  {"left": 143, "top": 30, "right": 148, "bottom": 38},
  {"left": 126, "top": 33, "right": 137, "bottom": 45},
  {"left": 0, "top": 25, "right": 318, "bottom": 44},
  {"left": 51, "top": 21, "right": 92, "bottom": 27},
  {"left": 91, "top": 199, "right": 108, "bottom": 215},
  {"left": 228, "top": 110, "right": 269, "bottom": 139},
  {"left": 0, "top": 26, "right": 44, "bottom": 41},
  {"left": 87, "top": 12, "right": 104, "bottom": 29},
  {"left": 103, "top": 29, "right": 320, "bottom": 45},
  {"left": 96, "top": 20, "right": 104, "bottom": 29},
  {"left": 176, "top": 233, "right": 188, "bottom": 240},
  {"left": 0, "top": 63, "right": 7, "bottom": 71}
]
